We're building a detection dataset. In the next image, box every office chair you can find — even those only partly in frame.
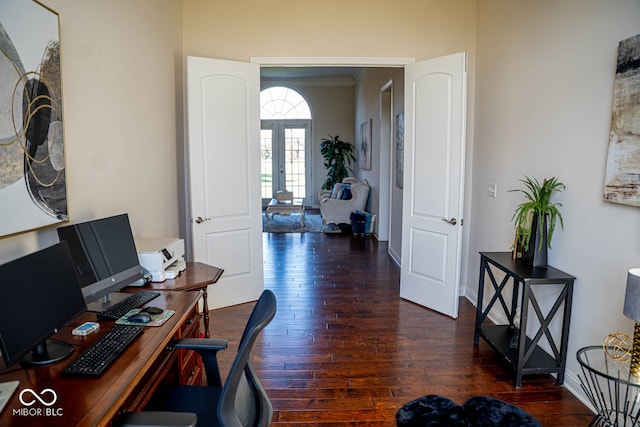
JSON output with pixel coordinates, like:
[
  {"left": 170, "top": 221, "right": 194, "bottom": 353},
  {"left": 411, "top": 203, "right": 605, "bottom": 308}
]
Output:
[{"left": 119, "top": 289, "right": 277, "bottom": 427}]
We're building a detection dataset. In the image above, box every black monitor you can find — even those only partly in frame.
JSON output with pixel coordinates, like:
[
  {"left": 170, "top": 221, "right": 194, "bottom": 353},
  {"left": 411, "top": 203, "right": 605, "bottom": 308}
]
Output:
[
  {"left": 0, "top": 242, "right": 86, "bottom": 367},
  {"left": 56, "top": 213, "right": 144, "bottom": 312}
]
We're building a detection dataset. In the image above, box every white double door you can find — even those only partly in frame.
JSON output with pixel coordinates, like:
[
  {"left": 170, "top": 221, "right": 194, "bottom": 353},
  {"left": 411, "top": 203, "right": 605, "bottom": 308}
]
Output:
[{"left": 187, "top": 53, "right": 466, "bottom": 317}]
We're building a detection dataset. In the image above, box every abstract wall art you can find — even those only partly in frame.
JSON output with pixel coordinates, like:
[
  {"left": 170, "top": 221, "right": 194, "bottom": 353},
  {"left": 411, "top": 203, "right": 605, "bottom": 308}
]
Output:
[
  {"left": 604, "top": 33, "right": 640, "bottom": 207},
  {"left": 0, "top": 1, "right": 67, "bottom": 237},
  {"left": 359, "top": 119, "right": 371, "bottom": 170},
  {"left": 395, "top": 113, "right": 404, "bottom": 189}
]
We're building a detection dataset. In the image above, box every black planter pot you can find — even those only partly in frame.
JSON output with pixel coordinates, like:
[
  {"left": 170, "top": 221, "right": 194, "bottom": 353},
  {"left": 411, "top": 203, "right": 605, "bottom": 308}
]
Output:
[{"left": 523, "top": 213, "right": 548, "bottom": 268}]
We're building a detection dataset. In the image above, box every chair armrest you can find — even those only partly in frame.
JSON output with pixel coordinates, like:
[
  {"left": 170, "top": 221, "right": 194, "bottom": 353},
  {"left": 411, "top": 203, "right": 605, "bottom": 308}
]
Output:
[
  {"left": 173, "top": 338, "right": 228, "bottom": 351},
  {"left": 172, "top": 338, "right": 228, "bottom": 386},
  {"left": 318, "top": 190, "right": 332, "bottom": 203},
  {"left": 118, "top": 411, "right": 197, "bottom": 427}
]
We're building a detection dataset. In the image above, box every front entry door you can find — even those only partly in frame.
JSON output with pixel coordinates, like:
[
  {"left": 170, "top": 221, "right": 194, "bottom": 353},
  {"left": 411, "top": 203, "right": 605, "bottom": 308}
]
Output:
[
  {"left": 400, "top": 52, "right": 467, "bottom": 319},
  {"left": 261, "top": 120, "right": 311, "bottom": 206},
  {"left": 186, "top": 56, "right": 264, "bottom": 310}
]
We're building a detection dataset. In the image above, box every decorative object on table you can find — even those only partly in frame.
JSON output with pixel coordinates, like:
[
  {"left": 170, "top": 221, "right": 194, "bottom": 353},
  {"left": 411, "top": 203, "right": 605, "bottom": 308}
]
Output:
[
  {"left": 395, "top": 113, "right": 404, "bottom": 189},
  {"left": 510, "top": 176, "right": 565, "bottom": 268},
  {"left": 0, "top": 1, "right": 68, "bottom": 237},
  {"left": 320, "top": 134, "right": 356, "bottom": 190},
  {"left": 623, "top": 268, "right": 640, "bottom": 376},
  {"left": 603, "top": 33, "right": 640, "bottom": 207},
  {"left": 359, "top": 119, "right": 372, "bottom": 170},
  {"left": 602, "top": 331, "right": 632, "bottom": 361}
]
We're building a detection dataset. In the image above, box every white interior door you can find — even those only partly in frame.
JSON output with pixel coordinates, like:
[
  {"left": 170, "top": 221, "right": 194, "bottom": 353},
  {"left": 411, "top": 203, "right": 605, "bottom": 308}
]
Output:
[
  {"left": 400, "top": 52, "right": 467, "bottom": 319},
  {"left": 187, "top": 56, "right": 264, "bottom": 310}
]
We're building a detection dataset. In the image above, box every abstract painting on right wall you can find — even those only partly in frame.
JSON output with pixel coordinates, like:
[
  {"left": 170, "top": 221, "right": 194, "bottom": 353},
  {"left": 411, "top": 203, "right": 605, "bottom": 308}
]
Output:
[{"left": 604, "top": 33, "right": 640, "bottom": 207}]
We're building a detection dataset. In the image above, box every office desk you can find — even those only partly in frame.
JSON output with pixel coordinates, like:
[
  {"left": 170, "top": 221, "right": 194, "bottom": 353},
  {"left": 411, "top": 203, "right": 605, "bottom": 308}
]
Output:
[
  {"left": 0, "top": 290, "right": 201, "bottom": 427},
  {"left": 145, "top": 261, "right": 223, "bottom": 337}
]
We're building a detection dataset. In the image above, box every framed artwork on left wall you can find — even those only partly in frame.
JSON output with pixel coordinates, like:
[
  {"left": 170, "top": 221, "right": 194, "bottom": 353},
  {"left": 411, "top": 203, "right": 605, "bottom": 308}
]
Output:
[
  {"left": 0, "top": 1, "right": 67, "bottom": 237},
  {"left": 359, "top": 118, "right": 372, "bottom": 170}
]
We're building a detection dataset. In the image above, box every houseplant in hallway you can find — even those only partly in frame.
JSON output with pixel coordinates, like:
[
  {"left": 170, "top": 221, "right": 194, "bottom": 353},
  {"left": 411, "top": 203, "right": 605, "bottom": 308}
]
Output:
[
  {"left": 320, "top": 134, "right": 356, "bottom": 190},
  {"left": 511, "top": 176, "right": 565, "bottom": 268}
]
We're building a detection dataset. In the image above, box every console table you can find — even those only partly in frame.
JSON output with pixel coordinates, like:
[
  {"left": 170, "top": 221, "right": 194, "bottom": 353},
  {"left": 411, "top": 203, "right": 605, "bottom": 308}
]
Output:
[
  {"left": 0, "top": 290, "right": 202, "bottom": 426},
  {"left": 474, "top": 251, "right": 575, "bottom": 387}
]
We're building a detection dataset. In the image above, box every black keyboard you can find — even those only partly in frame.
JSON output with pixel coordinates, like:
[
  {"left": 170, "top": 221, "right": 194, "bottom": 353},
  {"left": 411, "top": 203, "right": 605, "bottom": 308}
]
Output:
[
  {"left": 97, "top": 290, "right": 160, "bottom": 320},
  {"left": 62, "top": 325, "right": 144, "bottom": 376}
]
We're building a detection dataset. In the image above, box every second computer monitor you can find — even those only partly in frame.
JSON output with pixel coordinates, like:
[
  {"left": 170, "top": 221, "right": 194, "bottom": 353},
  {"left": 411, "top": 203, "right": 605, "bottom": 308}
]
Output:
[{"left": 57, "top": 213, "right": 143, "bottom": 311}]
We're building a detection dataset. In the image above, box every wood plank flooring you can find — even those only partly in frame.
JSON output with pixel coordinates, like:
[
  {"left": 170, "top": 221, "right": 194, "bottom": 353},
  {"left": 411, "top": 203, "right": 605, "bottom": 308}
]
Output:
[{"left": 207, "top": 232, "right": 594, "bottom": 426}]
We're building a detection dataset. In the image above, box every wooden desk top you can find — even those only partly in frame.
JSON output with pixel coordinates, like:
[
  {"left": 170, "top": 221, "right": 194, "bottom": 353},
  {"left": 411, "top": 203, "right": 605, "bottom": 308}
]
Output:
[
  {"left": 0, "top": 290, "right": 201, "bottom": 427},
  {"left": 144, "top": 261, "right": 223, "bottom": 292}
]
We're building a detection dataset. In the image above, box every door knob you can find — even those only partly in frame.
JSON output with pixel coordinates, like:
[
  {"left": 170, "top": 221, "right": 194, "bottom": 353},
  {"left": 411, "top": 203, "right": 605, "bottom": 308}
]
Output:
[
  {"left": 442, "top": 218, "right": 457, "bottom": 225},
  {"left": 194, "top": 216, "right": 211, "bottom": 224}
]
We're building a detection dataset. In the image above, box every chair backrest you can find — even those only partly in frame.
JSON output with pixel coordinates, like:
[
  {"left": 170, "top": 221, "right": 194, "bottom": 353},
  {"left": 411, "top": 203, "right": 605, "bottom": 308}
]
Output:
[
  {"left": 350, "top": 182, "right": 370, "bottom": 210},
  {"left": 218, "top": 290, "right": 277, "bottom": 427}
]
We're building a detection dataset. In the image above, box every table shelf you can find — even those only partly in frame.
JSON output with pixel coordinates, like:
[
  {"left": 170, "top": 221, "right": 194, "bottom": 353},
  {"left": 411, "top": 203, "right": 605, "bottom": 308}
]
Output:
[{"left": 480, "top": 325, "right": 561, "bottom": 373}]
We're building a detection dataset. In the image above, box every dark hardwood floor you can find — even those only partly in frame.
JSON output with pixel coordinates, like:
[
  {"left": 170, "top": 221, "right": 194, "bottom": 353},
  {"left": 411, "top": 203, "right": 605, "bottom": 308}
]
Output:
[{"left": 207, "top": 232, "right": 594, "bottom": 426}]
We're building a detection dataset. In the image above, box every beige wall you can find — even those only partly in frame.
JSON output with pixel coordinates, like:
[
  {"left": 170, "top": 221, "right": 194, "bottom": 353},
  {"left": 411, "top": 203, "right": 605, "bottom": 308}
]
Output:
[
  {"left": 0, "top": 0, "right": 183, "bottom": 263},
  {"left": 182, "top": 0, "right": 477, "bottom": 61},
  {"left": 471, "top": 0, "right": 640, "bottom": 402}
]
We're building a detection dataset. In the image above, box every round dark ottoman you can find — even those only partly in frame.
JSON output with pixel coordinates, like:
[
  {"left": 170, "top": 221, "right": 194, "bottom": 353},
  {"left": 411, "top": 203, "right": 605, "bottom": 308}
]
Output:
[
  {"left": 463, "top": 396, "right": 541, "bottom": 427},
  {"left": 396, "top": 394, "right": 468, "bottom": 426}
]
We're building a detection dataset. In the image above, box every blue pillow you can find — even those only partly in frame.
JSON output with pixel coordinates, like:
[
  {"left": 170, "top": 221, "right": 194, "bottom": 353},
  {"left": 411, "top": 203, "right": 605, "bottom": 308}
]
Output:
[{"left": 340, "top": 188, "right": 352, "bottom": 200}]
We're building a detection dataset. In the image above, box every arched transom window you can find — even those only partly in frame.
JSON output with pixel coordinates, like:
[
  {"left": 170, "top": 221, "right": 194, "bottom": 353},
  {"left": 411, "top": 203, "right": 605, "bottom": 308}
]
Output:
[{"left": 260, "top": 86, "right": 311, "bottom": 119}]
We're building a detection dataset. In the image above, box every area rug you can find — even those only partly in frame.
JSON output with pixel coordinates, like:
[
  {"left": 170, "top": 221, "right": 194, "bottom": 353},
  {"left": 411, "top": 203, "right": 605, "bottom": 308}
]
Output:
[{"left": 262, "top": 211, "right": 341, "bottom": 233}]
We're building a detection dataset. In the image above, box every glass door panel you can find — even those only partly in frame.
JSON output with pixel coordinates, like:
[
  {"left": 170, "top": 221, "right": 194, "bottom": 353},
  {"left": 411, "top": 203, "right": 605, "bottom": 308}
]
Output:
[
  {"left": 284, "top": 127, "right": 306, "bottom": 200},
  {"left": 260, "top": 127, "right": 274, "bottom": 205}
]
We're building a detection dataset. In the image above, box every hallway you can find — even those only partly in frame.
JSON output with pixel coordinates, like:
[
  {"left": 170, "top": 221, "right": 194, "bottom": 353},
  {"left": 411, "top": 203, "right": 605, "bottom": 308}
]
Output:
[{"left": 208, "top": 232, "right": 593, "bottom": 425}]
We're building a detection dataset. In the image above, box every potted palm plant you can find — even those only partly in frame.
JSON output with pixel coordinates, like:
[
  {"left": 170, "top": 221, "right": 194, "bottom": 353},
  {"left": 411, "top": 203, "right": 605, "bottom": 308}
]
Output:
[
  {"left": 511, "top": 176, "right": 565, "bottom": 268},
  {"left": 320, "top": 134, "right": 356, "bottom": 190}
]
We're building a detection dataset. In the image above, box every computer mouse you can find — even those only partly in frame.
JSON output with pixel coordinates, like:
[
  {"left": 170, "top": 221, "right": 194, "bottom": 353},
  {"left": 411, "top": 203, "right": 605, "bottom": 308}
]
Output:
[
  {"left": 142, "top": 306, "right": 163, "bottom": 315},
  {"left": 127, "top": 312, "right": 151, "bottom": 323}
]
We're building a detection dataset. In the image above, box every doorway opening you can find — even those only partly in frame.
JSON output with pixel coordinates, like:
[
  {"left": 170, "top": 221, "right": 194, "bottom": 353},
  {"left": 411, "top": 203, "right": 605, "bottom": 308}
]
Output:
[{"left": 260, "top": 86, "right": 312, "bottom": 207}]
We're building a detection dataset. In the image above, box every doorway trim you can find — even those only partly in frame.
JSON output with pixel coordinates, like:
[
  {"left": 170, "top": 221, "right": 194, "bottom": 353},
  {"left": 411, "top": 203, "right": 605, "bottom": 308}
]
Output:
[
  {"left": 378, "top": 80, "right": 393, "bottom": 242},
  {"left": 252, "top": 57, "right": 415, "bottom": 67}
]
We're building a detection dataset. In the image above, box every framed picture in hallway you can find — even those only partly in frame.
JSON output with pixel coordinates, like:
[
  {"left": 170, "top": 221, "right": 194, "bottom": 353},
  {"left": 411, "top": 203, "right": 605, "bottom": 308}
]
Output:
[
  {"left": 0, "top": 1, "right": 68, "bottom": 237},
  {"left": 395, "top": 113, "right": 404, "bottom": 189},
  {"left": 359, "top": 118, "right": 372, "bottom": 170}
]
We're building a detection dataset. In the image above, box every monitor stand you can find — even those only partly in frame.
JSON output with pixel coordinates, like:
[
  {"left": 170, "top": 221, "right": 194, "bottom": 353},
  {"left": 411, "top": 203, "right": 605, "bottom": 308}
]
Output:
[
  {"left": 22, "top": 340, "right": 74, "bottom": 366},
  {"left": 85, "top": 291, "right": 133, "bottom": 313}
]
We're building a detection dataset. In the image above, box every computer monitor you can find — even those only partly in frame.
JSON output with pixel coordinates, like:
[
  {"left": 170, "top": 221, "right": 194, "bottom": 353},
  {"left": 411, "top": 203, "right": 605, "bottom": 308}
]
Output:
[
  {"left": 0, "top": 242, "right": 86, "bottom": 367},
  {"left": 56, "top": 213, "right": 144, "bottom": 312}
]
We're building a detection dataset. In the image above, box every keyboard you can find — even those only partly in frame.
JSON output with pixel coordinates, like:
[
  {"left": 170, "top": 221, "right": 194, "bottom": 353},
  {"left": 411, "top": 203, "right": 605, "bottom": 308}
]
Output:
[
  {"left": 97, "top": 290, "right": 160, "bottom": 320},
  {"left": 62, "top": 324, "right": 144, "bottom": 376}
]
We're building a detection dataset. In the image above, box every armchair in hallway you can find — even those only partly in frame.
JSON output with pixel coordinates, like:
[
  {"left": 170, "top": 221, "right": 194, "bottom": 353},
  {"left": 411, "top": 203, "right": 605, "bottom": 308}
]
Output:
[{"left": 318, "top": 178, "right": 370, "bottom": 229}]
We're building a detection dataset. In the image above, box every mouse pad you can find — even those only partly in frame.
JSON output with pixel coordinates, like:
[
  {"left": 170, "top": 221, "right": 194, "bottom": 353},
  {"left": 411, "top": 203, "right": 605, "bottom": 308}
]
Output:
[{"left": 116, "top": 308, "right": 175, "bottom": 327}]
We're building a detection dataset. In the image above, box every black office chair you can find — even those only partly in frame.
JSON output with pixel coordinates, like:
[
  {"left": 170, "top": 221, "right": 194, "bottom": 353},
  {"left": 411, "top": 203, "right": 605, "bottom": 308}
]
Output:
[{"left": 120, "top": 289, "right": 277, "bottom": 427}]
